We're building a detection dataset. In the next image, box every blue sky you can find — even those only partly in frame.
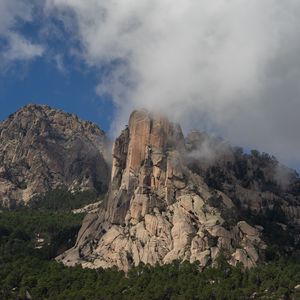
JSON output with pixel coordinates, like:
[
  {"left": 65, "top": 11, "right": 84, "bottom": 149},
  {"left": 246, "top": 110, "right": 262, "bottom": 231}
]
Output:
[
  {"left": 0, "top": 55, "right": 115, "bottom": 132},
  {"left": 0, "top": 3, "right": 115, "bottom": 132},
  {"left": 1, "top": 1, "right": 300, "bottom": 170}
]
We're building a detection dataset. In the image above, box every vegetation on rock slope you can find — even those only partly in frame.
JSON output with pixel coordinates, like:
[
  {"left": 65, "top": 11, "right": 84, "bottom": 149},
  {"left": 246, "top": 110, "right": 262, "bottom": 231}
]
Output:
[
  {"left": 0, "top": 205, "right": 299, "bottom": 299},
  {"left": 29, "top": 189, "right": 101, "bottom": 212},
  {"left": 1, "top": 126, "right": 300, "bottom": 299}
]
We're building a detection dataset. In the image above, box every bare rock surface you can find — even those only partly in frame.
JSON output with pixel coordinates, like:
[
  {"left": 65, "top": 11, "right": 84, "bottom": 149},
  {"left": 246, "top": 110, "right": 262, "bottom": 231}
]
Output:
[
  {"left": 59, "top": 110, "right": 300, "bottom": 271},
  {"left": 0, "top": 104, "right": 110, "bottom": 207}
]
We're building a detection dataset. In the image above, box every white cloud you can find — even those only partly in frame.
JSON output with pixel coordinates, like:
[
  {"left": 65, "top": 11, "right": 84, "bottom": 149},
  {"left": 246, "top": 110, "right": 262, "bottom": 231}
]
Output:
[
  {"left": 45, "top": 1, "right": 300, "bottom": 166},
  {"left": 53, "top": 54, "right": 66, "bottom": 73},
  {"left": 0, "top": 0, "right": 44, "bottom": 64},
  {"left": 3, "top": 33, "right": 44, "bottom": 61}
]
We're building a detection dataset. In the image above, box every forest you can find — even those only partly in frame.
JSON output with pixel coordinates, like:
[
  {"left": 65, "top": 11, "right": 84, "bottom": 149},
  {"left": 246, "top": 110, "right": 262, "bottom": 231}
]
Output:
[{"left": 0, "top": 206, "right": 300, "bottom": 299}]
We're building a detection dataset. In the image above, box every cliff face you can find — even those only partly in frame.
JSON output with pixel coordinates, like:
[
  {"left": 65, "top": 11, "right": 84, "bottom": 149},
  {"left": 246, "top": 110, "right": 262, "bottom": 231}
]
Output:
[
  {"left": 60, "top": 110, "right": 300, "bottom": 271},
  {"left": 0, "top": 104, "right": 110, "bottom": 207}
]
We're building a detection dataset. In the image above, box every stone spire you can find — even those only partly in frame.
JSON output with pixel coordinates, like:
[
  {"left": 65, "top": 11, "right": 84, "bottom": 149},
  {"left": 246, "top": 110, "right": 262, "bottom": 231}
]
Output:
[{"left": 59, "top": 110, "right": 267, "bottom": 272}]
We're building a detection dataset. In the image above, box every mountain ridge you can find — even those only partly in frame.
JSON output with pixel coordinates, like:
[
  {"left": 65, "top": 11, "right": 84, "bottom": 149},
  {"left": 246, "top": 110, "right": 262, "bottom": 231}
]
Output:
[
  {"left": 59, "top": 110, "right": 300, "bottom": 271},
  {"left": 0, "top": 105, "right": 299, "bottom": 271},
  {"left": 0, "top": 104, "right": 110, "bottom": 207}
]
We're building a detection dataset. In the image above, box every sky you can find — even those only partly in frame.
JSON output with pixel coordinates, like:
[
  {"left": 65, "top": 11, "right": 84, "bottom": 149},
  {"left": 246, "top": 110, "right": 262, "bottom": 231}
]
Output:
[{"left": 0, "top": 0, "right": 300, "bottom": 170}]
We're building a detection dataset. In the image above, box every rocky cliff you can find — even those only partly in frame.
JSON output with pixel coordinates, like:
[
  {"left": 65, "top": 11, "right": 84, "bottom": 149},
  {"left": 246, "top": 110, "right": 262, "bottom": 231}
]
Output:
[
  {"left": 0, "top": 104, "right": 110, "bottom": 207},
  {"left": 58, "top": 110, "right": 300, "bottom": 271}
]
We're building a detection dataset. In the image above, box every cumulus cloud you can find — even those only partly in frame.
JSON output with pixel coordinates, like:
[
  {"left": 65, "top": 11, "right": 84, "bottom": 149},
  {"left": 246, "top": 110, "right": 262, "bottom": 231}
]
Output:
[
  {"left": 0, "top": 0, "right": 44, "bottom": 64},
  {"left": 35, "top": 1, "right": 300, "bottom": 166}
]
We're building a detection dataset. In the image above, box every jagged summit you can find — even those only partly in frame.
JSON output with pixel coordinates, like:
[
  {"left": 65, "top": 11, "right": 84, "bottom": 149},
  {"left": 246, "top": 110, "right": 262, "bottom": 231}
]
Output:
[
  {"left": 105, "top": 110, "right": 186, "bottom": 224},
  {"left": 2, "top": 106, "right": 299, "bottom": 271},
  {"left": 0, "top": 104, "right": 110, "bottom": 207},
  {"left": 59, "top": 109, "right": 300, "bottom": 271},
  {"left": 5, "top": 103, "right": 101, "bottom": 130}
]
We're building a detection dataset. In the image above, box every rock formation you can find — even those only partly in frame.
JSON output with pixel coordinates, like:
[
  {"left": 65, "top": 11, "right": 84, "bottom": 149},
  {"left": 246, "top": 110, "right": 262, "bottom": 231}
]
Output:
[
  {"left": 59, "top": 110, "right": 300, "bottom": 271},
  {"left": 0, "top": 104, "right": 110, "bottom": 207}
]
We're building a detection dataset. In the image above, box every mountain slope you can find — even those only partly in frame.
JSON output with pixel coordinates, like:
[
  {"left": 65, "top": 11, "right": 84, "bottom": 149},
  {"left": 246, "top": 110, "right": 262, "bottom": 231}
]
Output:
[
  {"left": 0, "top": 104, "right": 110, "bottom": 207},
  {"left": 58, "top": 110, "right": 300, "bottom": 271}
]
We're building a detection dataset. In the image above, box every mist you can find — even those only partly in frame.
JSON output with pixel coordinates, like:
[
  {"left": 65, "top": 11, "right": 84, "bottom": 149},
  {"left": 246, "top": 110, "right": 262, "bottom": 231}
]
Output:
[{"left": 4, "top": 0, "right": 300, "bottom": 168}]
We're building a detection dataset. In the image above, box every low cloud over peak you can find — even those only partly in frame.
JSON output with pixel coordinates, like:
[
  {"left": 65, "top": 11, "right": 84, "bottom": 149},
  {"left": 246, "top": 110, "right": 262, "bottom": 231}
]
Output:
[{"left": 3, "top": 0, "right": 300, "bottom": 167}]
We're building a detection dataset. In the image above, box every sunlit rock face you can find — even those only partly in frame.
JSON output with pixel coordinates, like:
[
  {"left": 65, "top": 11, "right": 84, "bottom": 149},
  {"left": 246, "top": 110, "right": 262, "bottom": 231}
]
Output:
[
  {"left": 60, "top": 110, "right": 291, "bottom": 272},
  {"left": 0, "top": 104, "right": 110, "bottom": 207}
]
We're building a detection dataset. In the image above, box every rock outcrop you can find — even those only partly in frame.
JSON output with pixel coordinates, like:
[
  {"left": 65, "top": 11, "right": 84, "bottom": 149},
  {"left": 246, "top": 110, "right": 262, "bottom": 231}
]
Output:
[
  {"left": 60, "top": 110, "right": 300, "bottom": 271},
  {"left": 0, "top": 104, "right": 110, "bottom": 207}
]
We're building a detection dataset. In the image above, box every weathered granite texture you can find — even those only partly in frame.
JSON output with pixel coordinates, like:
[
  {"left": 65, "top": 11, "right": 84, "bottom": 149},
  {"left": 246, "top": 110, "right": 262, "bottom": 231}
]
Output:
[
  {"left": 58, "top": 110, "right": 300, "bottom": 271},
  {"left": 0, "top": 104, "right": 110, "bottom": 207}
]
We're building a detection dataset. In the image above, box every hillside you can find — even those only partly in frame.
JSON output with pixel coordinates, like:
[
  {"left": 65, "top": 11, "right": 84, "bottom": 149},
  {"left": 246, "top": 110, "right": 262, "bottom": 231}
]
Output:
[
  {"left": 1, "top": 106, "right": 300, "bottom": 299},
  {"left": 0, "top": 104, "right": 110, "bottom": 208},
  {"left": 59, "top": 110, "right": 300, "bottom": 271}
]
